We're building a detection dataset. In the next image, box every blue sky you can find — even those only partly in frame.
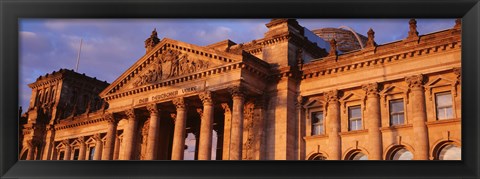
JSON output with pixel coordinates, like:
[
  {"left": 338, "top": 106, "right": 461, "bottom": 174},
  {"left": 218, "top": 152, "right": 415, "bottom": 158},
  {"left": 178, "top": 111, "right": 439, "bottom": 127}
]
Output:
[{"left": 19, "top": 18, "right": 456, "bottom": 110}]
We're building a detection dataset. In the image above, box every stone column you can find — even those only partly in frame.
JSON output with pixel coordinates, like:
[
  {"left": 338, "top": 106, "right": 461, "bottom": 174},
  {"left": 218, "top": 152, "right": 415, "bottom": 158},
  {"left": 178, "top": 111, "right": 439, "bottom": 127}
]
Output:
[
  {"left": 78, "top": 137, "right": 87, "bottom": 160},
  {"left": 93, "top": 134, "right": 103, "bottom": 160},
  {"left": 145, "top": 103, "right": 161, "bottom": 160},
  {"left": 198, "top": 91, "right": 214, "bottom": 160},
  {"left": 221, "top": 103, "right": 232, "bottom": 160},
  {"left": 63, "top": 140, "right": 71, "bottom": 160},
  {"left": 229, "top": 86, "right": 245, "bottom": 160},
  {"left": 406, "top": 75, "right": 429, "bottom": 160},
  {"left": 325, "top": 90, "right": 341, "bottom": 160},
  {"left": 102, "top": 113, "right": 118, "bottom": 160},
  {"left": 122, "top": 109, "right": 137, "bottom": 160},
  {"left": 113, "top": 135, "right": 121, "bottom": 160},
  {"left": 362, "top": 83, "right": 383, "bottom": 160},
  {"left": 42, "top": 125, "right": 55, "bottom": 160},
  {"left": 171, "top": 97, "right": 187, "bottom": 160},
  {"left": 25, "top": 140, "right": 36, "bottom": 160}
]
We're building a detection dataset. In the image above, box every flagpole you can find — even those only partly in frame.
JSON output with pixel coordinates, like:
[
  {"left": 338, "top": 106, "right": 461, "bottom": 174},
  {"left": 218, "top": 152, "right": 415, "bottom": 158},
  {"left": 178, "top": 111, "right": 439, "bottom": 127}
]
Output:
[{"left": 75, "top": 38, "right": 83, "bottom": 72}]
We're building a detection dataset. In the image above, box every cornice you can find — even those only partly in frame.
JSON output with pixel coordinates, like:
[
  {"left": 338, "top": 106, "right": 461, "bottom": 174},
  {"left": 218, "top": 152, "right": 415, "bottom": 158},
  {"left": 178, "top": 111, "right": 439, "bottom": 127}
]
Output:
[{"left": 302, "top": 36, "right": 460, "bottom": 80}]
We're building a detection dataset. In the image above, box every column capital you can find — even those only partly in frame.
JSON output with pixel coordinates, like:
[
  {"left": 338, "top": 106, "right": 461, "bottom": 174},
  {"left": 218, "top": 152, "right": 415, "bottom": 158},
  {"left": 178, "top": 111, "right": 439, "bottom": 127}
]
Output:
[
  {"left": 324, "top": 90, "right": 339, "bottom": 103},
  {"left": 147, "top": 103, "right": 159, "bottom": 114},
  {"left": 199, "top": 91, "right": 213, "bottom": 105},
  {"left": 125, "top": 108, "right": 136, "bottom": 119},
  {"left": 229, "top": 85, "right": 245, "bottom": 99},
  {"left": 362, "top": 82, "right": 379, "bottom": 97},
  {"left": 103, "top": 112, "right": 117, "bottom": 124},
  {"left": 173, "top": 97, "right": 186, "bottom": 109},
  {"left": 405, "top": 74, "right": 425, "bottom": 89}
]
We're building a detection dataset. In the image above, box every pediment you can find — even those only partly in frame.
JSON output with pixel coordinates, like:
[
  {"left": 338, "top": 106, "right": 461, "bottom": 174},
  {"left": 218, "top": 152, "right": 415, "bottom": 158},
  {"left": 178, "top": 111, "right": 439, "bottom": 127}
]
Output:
[
  {"left": 340, "top": 92, "right": 362, "bottom": 102},
  {"left": 425, "top": 77, "right": 454, "bottom": 88},
  {"left": 100, "top": 38, "right": 241, "bottom": 97},
  {"left": 380, "top": 85, "right": 408, "bottom": 95}
]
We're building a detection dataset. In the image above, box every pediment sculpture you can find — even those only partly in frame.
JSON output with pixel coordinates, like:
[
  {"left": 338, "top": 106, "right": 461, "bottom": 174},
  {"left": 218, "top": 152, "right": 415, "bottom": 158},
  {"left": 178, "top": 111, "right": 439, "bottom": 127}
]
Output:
[{"left": 132, "top": 49, "right": 210, "bottom": 87}]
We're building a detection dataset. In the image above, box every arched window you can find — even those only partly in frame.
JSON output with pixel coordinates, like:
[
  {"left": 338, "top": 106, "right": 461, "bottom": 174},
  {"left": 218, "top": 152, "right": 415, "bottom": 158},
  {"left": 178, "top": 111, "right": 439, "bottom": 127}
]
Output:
[
  {"left": 309, "top": 153, "right": 327, "bottom": 160},
  {"left": 438, "top": 144, "right": 461, "bottom": 160},
  {"left": 346, "top": 150, "right": 368, "bottom": 160},
  {"left": 388, "top": 147, "right": 413, "bottom": 160}
]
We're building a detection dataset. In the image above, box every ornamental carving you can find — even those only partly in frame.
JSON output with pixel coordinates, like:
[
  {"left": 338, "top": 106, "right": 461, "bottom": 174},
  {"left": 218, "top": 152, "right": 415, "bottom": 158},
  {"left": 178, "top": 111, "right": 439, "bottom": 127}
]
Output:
[
  {"left": 173, "top": 97, "right": 186, "bottom": 109},
  {"left": 199, "top": 91, "right": 213, "bottom": 105},
  {"left": 229, "top": 85, "right": 245, "bottom": 99},
  {"left": 453, "top": 67, "right": 461, "bottom": 81},
  {"left": 408, "top": 19, "right": 419, "bottom": 38},
  {"left": 242, "top": 102, "right": 255, "bottom": 160},
  {"left": 324, "top": 90, "right": 339, "bottom": 103},
  {"left": 146, "top": 103, "right": 159, "bottom": 114},
  {"left": 125, "top": 109, "right": 136, "bottom": 119},
  {"left": 296, "top": 94, "right": 305, "bottom": 108},
  {"left": 362, "top": 83, "right": 379, "bottom": 96},
  {"left": 133, "top": 49, "right": 210, "bottom": 87},
  {"left": 170, "top": 113, "right": 177, "bottom": 124},
  {"left": 405, "top": 74, "right": 425, "bottom": 89},
  {"left": 196, "top": 108, "right": 203, "bottom": 120},
  {"left": 103, "top": 113, "right": 116, "bottom": 124}
]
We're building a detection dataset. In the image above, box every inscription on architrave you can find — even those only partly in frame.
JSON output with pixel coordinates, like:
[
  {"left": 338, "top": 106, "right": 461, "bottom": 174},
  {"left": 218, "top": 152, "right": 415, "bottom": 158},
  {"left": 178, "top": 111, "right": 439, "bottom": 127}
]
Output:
[
  {"left": 134, "top": 85, "right": 205, "bottom": 106},
  {"left": 133, "top": 49, "right": 210, "bottom": 87}
]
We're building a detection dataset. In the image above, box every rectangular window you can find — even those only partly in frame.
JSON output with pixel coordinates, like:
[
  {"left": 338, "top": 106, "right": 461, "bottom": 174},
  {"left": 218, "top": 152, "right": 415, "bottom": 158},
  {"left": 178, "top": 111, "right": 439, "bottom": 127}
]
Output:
[
  {"left": 73, "top": 149, "right": 80, "bottom": 160},
  {"left": 390, "top": 99, "right": 405, "bottom": 126},
  {"left": 311, "top": 111, "right": 324, "bottom": 135},
  {"left": 89, "top": 147, "right": 95, "bottom": 160},
  {"left": 348, "top": 106, "right": 362, "bottom": 131},
  {"left": 58, "top": 151, "right": 65, "bottom": 160},
  {"left": 435, "top": 92, "right": 453, "bottom": 120}
]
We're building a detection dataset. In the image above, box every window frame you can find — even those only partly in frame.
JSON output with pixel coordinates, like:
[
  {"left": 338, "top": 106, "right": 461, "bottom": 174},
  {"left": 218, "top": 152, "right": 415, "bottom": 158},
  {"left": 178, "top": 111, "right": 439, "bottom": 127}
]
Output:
[
  {"left": 310, "top": 111, "right": 325, "bottom": 136},
  {"left": 348, "top": 105, "right": 362, "bottom": 131},
  {"left": 434, "top": 91, "right": 454, "bottom": 120},
  {"left": 389, "top": 99, "right": 405, "bottom": 126}
]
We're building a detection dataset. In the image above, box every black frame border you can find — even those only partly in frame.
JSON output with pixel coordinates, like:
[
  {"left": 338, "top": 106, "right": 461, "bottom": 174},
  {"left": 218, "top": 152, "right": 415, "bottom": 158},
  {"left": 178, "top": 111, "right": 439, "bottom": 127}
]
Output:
[{"left": 1, "top": 0, "right": 479, "bottom": 178}]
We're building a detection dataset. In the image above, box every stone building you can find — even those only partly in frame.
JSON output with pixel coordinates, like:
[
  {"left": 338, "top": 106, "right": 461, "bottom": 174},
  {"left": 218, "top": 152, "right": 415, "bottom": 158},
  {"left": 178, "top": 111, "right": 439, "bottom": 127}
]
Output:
[{"left": 19, "top": 19, "right": 462, "bottom": 160}]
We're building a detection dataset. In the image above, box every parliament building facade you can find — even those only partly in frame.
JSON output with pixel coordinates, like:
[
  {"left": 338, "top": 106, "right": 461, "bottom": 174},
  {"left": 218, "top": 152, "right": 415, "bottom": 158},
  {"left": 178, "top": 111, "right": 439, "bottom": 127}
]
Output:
[{"left": 19, "top": 19, "right": 462, "bottom": 160}]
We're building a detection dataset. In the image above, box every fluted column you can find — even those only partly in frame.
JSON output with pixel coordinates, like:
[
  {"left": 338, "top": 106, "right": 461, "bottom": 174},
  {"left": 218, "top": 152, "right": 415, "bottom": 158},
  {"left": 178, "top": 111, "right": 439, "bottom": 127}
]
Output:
[
  {"left": 123, "top": 109, "right": 137, "bottom": 160},
  {"left": 229, "top": 86, "right": 245, "bottom": 160},
  {"left": 102, "top": 113, "right": 117, "bottom": 160},
  {"left": 171, "top": 97, "right": 187, "bottom": 160},
  {"left": 145, "top": 103, "right": 161, "bottom": 160},
  {"left": 362, "top": 83, "right": 383, "bottom": 160},
  {"left": 325, "top": 90, "right": 341, "bottom": 160},
  {"left": 78, "top": 137, "right": 87, "bottom": 160},
  {"left": 406, "top": 75, "right": 429, "bottom": 160},
  {"left": 93, "top": 134, "right": 103, "bottom": 160},
  {"left": 63, "top": 140, "right": 71, "bottom": 160},
  {"left": 198, "top": 91, "right": 214, "bottom": 160}
]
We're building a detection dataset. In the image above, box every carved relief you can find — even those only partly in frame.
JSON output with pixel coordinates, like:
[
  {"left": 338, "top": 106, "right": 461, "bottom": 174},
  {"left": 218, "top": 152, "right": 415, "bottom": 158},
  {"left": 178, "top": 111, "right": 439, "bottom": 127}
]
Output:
[
  {"left": 132, "top": 49, "right": 210, "bottom": 87},
  {"left": 405, "top": 74, "right": 425, "bottom": 89},
  {"left": 103, "top": 113, "right": 116, "bottom": 124}
]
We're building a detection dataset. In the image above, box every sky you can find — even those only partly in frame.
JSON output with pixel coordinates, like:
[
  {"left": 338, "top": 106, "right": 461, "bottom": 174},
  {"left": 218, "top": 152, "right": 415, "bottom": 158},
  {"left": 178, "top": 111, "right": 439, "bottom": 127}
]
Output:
[{"left": 19, "top": 18, "right": 456, "bottom": 111}]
